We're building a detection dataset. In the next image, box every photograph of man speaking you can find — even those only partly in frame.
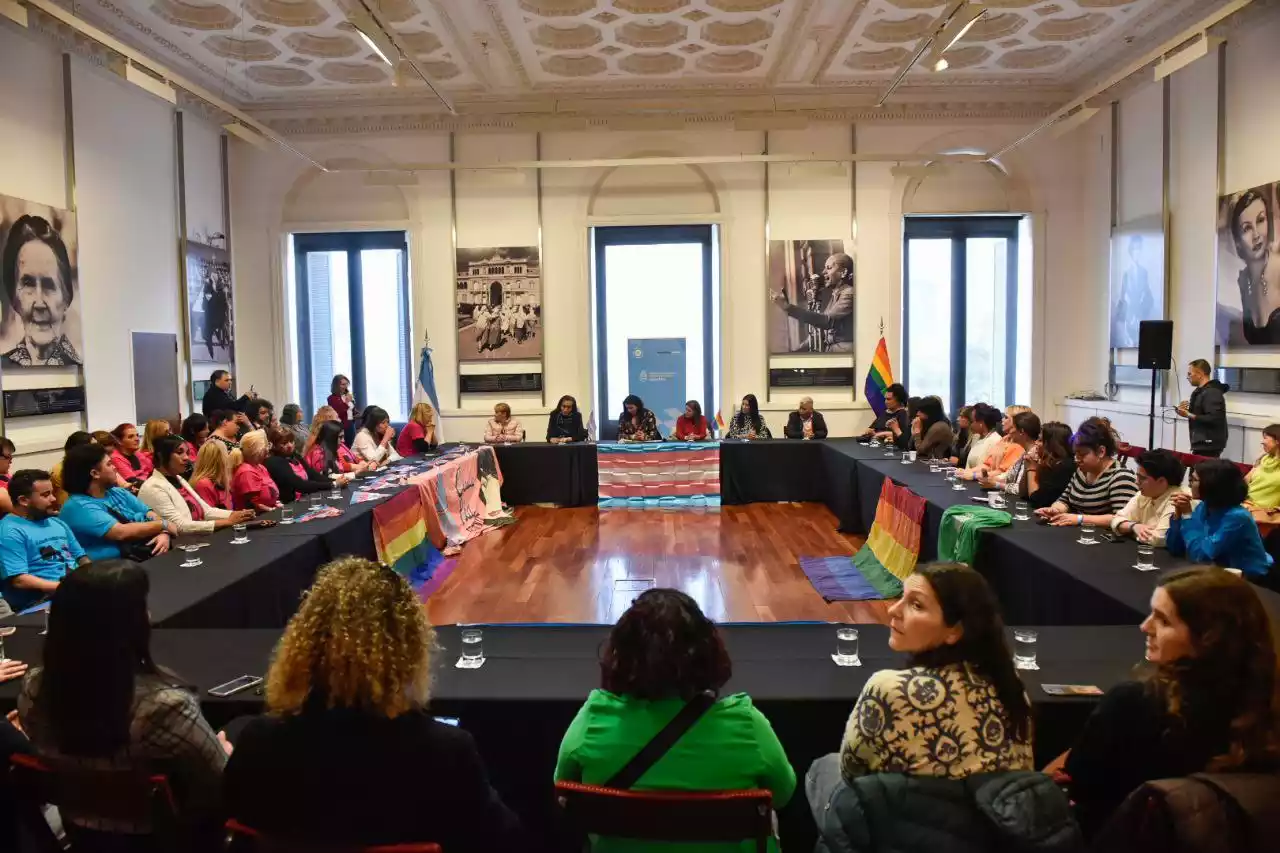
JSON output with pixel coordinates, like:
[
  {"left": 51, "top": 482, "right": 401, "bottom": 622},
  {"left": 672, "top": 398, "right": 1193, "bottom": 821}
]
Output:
[{"left": 768, "top": 239, "right": 854, "bottom": 354}]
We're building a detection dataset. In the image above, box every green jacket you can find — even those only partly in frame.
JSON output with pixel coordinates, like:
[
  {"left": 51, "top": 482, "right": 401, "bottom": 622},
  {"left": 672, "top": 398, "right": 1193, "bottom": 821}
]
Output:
[{"left": 939, "top": 505, "right": 1012, "bottom": 564}]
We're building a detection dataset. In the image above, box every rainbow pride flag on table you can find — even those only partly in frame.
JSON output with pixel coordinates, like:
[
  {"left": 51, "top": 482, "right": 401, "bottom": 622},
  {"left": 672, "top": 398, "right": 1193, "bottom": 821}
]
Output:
[
  {"left": 864, "top": 336, "right": 894, "bottom": 418},
  {"left": 800, "top": 478, "right": 925, "bottom": 601}
]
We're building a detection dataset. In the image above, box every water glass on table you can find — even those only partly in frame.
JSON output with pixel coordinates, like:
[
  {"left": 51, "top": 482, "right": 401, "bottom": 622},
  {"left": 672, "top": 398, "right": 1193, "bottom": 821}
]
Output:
[
  {"left": 178, "top": 544, "right": 203, "bottom": 567},
  {"left": 231, "top": 523, "right": 249, "bottom": 545},
  {"left": 1013, "top": 629, "right": 1038, "bottom": 670},
  {"left": 0, "top": 625, "right": 14, "bottom": 662},
  {"left": 310, "top": 492, "right": 322, "bottom": 509},
  {"left": 1135, "top": 543, "right": 1156, "bottom": 571},
  {"left": 950, "top": 469, "right": 966, "bottom": 491},
  {"left": 280, "top": 506, "right": 294, "bottom": 525},
  {"left": 833, "top": 627, "right": 861, "bottom": 667},
  {"left": 1078, "top": 523, "right": 1097, "bottom": 545},
  {"left": 457, "top": 627, "right": 485, "bottom": 669},
  {"left": 1013, "top": 501, "right": 1030, "bottom": 521},
  {"left": 989, "top": 492, "right": 1006, "bottom": 510}
]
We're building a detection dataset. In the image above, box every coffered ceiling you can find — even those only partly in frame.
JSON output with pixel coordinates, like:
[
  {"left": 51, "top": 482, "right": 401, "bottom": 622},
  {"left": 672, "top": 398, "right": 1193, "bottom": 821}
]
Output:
[{"left": 37, "top": 0, "right": 1241, "bottom": 129}]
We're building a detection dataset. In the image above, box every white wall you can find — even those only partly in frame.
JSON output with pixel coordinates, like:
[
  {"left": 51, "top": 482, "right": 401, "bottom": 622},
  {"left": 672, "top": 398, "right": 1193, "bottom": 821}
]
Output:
[
  {"left": 1054, "top": 5, "right": 1280, "bottom": 461},
  {"left": 0, "top": 21, "right": 226, "bottom": 469},
  {"left": 229, "top": 117, "right": 1086, "bottom": 441}
]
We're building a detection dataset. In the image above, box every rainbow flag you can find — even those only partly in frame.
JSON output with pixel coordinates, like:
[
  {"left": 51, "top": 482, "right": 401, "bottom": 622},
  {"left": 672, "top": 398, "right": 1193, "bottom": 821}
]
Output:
[
  {"left": 715, "top": 409, "right": 726, "bottom": 431},
  {"left": 865, "top": 336, "right": 893, "bottom": 418},
  {"left": 372, "top": 485, "right": 445, "bottom": 593}
]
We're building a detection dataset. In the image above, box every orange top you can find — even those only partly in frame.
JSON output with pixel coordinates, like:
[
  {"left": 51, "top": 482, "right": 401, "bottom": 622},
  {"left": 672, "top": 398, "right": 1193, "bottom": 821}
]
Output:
[{"left": 982, "top": 438, "right": 1025, "bottom": 476}]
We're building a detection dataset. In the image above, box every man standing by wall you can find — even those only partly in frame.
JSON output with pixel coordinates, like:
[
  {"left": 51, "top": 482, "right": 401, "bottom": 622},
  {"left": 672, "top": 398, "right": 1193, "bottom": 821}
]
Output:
[{"left": 1177, "top": 359, "right": 1229, "bottom": 458}]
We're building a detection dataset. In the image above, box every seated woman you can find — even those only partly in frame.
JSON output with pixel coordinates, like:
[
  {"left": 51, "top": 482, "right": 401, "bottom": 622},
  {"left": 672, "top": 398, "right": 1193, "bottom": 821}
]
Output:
[
  {"left": 785, "top": 397, "right": 828, "bottom": 440},
  {"left": 307, "top": 421, "right": 370, "bottom": 478},
  {"left": 1110, "top": 449, "right": 1186, "bottom": 547},
  {"left": 956, "top": 403, "right": 1002, "bottom": 470},
  {"left": 1167, "top": 460, "right": 1274, "bottom": 580},
  {"left": 109, "top": 422, "right": 153, "bottom": 486},
  {"left": 397, "top": 402, "right": 439, "bottom": 457},
  {"left": 1063, "top": 568, "right": 1280, "bottom": 839},
  {"left": 224, "top": 557, "right": 521, "bottom": 851},
  {"left": 279, "top": 404, "right": 310, "bottom": 451},
  {"left": 910, "top": 396, "right": 953, "bottom": 459},
  {"left": 245, "top": 398, "right": 275, "bottom": 432},
  {"left": 483, "top": 403, "right": 524, "bottom": 444},
  {"left": 948, "top": 405, "right": 973, "bottom": 466},
  {"left": 1245, "top": 424, "right": 1280, "bottom": 516},
  {"left": 727, "top": 394, "right": 772, "bottom": 440},
  {"left": 189, "top": 440, "right": 235, "bottom": 511},
  {"left": 1020, "top": 421, "right": 1076, "bottom": 509},
  {"left": 304, "top": 409, "right": 365, "bottom": 472},
  {"left": 982, "top": 412, "right": 1040, "bottom": 493},
  {"left": 18, "top": 561, "right": 231, "bottom": 850},
  {"left": 264, "top": 426, "right": 331, "bottom": 504},
  {"left": 959, "top": 405, "right": 1028, "bottom": 481},
  {"left": 546, "top": 395, "right": 588, "bottom": 444},
  {"left": 141, "top": 419, "right": 171, "bottom": 455},
  {"left": 840, "top": 562, "right": 1033, "bottom": 782},
  {"left": 50, "top": 431, "right": 98, "bottom": 507},
  {"left": 231, "top": 430, "right": 282, "bottom": 514},
  {"left": 180, "top": 414, "right": 210, "bottom": 463},
  {"left": 1037, "top": 419, "right": 1137, "bottom": 528},
  {"left": 351, "top": 406, "right": 400, "bottom": 466},
  {"left": 887, "top": 396, "right": 921, "bottom": 450},
  {"left": 674, "top": 400, "right": 710, "bottom": 441},
  {"left": 556, "top": 589, "right": 795, "bottom": 852},
  {"left": 139, "top": 435, "right": 253, "bottom": 535},
  {"left": 618, "top": 394, "right": 662, "bottom": 442}
]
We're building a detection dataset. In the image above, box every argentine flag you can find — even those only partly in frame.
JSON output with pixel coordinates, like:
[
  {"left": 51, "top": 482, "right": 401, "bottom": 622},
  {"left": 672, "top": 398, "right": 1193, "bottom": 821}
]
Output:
[{"left": 415, "top": 344, "right": 443, "bottom": 440}]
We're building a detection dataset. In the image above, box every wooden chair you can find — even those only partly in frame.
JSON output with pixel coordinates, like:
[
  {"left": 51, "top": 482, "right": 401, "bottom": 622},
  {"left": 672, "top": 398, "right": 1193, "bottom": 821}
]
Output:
[
  {"left": 554, "top": 780, "right": 774, "bottom": 853},
  {"left": 225, "top": 820, "right": 442, "bottom": 853},
  {"left": 8, "top": 753, "right": 180, "bottom": 853}
]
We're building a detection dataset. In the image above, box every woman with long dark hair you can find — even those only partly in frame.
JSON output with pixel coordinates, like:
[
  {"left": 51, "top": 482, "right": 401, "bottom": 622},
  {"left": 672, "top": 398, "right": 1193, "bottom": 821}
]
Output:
[
  {"left": 911, "top": 395, "right": 952, "bottom": 459},
  {"left": 674, "top": 400, "right": 710, "bottom": 441},
  {"left": 546, "top": 395, "right": 588, "bottom": 444},
  {"left": 351, "top": 405, "right": 399, "bottom": 466},
  {"left": 727, "top": 393, "right": 771, "bottom": 440},
  {"left": 17, "top": 561, "right": 229, "bottom": 847},
  {"left": 180, "top": 413, "right": 210, "bottom": 463},
  {"left": 1167, "top": 459, "right": 1273, "bottom": 579},
  {"left": 617, "top": 393, "right": 661, "bottom": 442},
  {"left": 264, "top": 425, "right": 330, "bottom": 504},
  {"left": 138, "top": 435, "right": 253, "bottom": 534},
  {"left": 1064, "top": 567, "right": 1280, "bottom": 837},
  {"left": 556, "top": 589, "right": 795, "bottom": 850},
  {"left": 841, "top": 563, "right": 1033, "bottom": 782},
  {"left": 306, "top": 420, "right": 366, "bottom": 478},
  {"left": 1021, "top": 420, "right": 1076, "bottom": 508}
]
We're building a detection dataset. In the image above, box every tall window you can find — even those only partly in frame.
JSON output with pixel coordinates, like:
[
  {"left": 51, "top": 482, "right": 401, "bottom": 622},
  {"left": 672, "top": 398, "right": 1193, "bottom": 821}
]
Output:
[
  {"left": 292, "top": 232, "right": 412, "bottom": 422},
  {"left": 904, "top": 216, "right": 1023, "bottom": 413}
]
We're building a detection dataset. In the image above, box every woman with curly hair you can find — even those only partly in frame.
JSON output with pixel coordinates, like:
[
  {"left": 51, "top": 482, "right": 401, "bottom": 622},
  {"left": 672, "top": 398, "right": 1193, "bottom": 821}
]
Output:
[
  {"left": 1063, "top": 567, "right": 1280, "bottom": 838},
  {"left": 555, "top": 588, "right": 795, "bottom": 853},
  {"left": 839, "top": 563, "right": 1033, "bottom": 782},
  {"left": 224, "top": 557, "right": 521, "bottom": 850}
]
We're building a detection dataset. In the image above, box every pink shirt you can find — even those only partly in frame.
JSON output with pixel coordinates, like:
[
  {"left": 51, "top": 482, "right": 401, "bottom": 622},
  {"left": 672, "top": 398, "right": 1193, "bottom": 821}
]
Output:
[
  {"left": 111, "top": 449, "right": 153, "bottom": 482},
  {"left": 232, "top": 463, "right": 279, "bottom": 511},
  {"left": 397, "top": 421, "right": 426, "bottom": 457},
  {"left": 193, "top": 478, "right": 231, "bottom": 511},
  {"left": 484, "top": 418, "right": 524, "bottom": 443}
]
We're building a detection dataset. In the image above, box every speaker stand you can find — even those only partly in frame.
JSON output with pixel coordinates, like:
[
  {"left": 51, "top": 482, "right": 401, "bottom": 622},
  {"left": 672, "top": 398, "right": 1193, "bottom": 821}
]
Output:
[{"left": 1148, "top": 368, "right": 1158, "bottom": 450}]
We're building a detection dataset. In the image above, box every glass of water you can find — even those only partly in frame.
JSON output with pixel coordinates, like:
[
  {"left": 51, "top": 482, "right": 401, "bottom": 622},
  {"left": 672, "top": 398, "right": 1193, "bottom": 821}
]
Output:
[
  {"left": 929, "top": 460, "right": 941, "bottom": 473},
  {"left": 310, "top": 492, "right": 322, "bottom": 509},
  {"left": 178, "top": 544, "right": 203, "bottom": 568},
  {"left": 1013, "top": 629, "right": 1038, "bottom": 670},
  {"left": 231, "top": 523, "right": 249, "bottom": 545},
  {"left": 458, "top": 628, "right": 485, "bottom": 669},
  {"left": 834, "top": 627, "right": 861, "bottom": 667},
  {"left": 989, "top": 492, "right": 1006, "bottom": 510},
  {"left": 329, "top": 482, "right": 343, "bottom": 500},
  {"left": 951, "top": 469, "right": 966, "bottom": 491},
  {"left": 1136, "top": 543, "right": 1156, "bottom": 571},
  {"left": 280, "top": 506, "right": 294, "bottom": 525},
  {"left": 1078, "top": 523, "right": 1097, "bottom": 545},
  {"left": 1014, "top": 501, "right": 1030, "bottom": 521},
  {"left": 0, "top": 625, "right": 14, "bottom": 662}
]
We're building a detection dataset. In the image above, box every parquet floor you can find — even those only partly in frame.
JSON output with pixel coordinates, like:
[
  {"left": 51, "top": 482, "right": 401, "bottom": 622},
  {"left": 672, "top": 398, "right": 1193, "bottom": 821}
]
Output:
[{"left": 425, "top": 504, "right": 893, "bottom": 626}]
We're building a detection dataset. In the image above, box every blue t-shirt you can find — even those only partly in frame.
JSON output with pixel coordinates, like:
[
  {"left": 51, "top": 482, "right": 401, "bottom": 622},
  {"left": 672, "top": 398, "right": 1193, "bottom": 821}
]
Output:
[
  {"left": 59, "top": 488, "right": 154, "bottom": 562},
  {"left": 0, "top": 514, "right": 86, "bottom": 612}
]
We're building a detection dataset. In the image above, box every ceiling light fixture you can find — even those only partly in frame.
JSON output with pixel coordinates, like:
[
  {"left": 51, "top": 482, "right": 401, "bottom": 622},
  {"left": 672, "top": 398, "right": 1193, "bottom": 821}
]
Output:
[
  {"left": 345, "top": 0, "right": 456, "bottom": 114},
  {"left": 876, "top": 1, "right": 985, "bottom": 105},
  {"left": 1153, "top": 32, "right": 1222, "bottom": 81},
  {"left": 347, "top": 3, "right": 396, "bottom": 67}
]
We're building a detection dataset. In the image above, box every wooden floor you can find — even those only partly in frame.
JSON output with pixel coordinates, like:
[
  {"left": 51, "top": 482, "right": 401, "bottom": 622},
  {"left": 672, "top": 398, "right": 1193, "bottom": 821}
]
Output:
[{"left": 425, "top": 503, "right": 893, "bottom": 625}]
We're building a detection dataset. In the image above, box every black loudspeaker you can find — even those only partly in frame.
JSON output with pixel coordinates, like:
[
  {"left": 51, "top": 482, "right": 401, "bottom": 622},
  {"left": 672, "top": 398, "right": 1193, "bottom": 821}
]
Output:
[{"left": 1137, "top": 320, "right": 1174, "bottom": 369}]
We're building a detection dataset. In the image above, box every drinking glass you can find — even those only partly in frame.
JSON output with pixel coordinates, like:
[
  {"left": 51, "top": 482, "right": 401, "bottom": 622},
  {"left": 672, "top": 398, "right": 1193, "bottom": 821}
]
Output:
[
  {"left": 310, "top": 492, "right": 322, "bottom": 509},
  {"left": 1014, "top": 501, "right": 1030, "bottom": 521},
  {"left": 231, "top": 523, "right": 249, "bottom": 545},
  {"left": 1136, "top": 544, "right": 1156, "bottom": 571},
  {"left": 834, "top": 627, "right": 861, "bottom": 667},
  {"left": 1013, "top": 629, "right": 1038, "bottom": 670},
  {"left": 929, "top": 460, "right": 941, "bottom": 473},
  {"left": 900, "top": 451, "right": 913, "bottom": 465},
  {"left": 907, "top": 450, "right": 918, "bottom": 463},
  {"left": 951, "top": 469, "right": 966, "bottom": 491},
  {"left": 868, "top": 438, "right": 881, "bottom": 448},
  {"left": 458, "top": 628, "right": 485, "bottom": 669},
  {"left": 178, "top": 544, "right": 203, "bottom": 568},
  {"left": 329, "top": 482, "right": 343, "bottom": 500},
  {"left": 884, "top": 445, "right": 896, "bottom": 457},
  {"left": 989, "top": 492, "right": 1006, "bottom": 510},
  {"left": 1078, "top": 523, "right": 1097, "bottom": 545},
  {"left": 0, "top": 626, "right": 14, "bottom": 663},
  {"left": 280, "top": 506, "right": 294, "bottom": 525}
]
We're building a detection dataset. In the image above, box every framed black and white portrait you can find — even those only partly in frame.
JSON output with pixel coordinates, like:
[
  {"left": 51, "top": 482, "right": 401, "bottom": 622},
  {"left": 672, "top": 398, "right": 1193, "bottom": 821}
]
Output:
[{"left": 0, "top": 193, "right": 83, "bottom": 368}]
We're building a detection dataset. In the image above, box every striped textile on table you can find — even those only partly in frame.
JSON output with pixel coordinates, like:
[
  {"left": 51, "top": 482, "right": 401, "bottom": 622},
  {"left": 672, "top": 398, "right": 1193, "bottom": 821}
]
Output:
[{"left": 596, "top": 441, "right": 721, "bottom": 509}]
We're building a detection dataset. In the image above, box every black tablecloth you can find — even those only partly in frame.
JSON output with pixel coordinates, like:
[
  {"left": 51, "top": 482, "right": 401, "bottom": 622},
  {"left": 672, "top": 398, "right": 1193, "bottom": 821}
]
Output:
[
  {"left": 719, "top": 440, "right": 829, "bottom": 504},
  {"left": 492, "top": 443, "right": 597, "bottom": 507}
]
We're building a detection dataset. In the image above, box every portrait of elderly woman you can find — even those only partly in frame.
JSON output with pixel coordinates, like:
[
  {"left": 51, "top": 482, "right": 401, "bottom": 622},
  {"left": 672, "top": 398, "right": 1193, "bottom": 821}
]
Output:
[{"left": 0, "top": 197, "right": 83, "bottom": 368}]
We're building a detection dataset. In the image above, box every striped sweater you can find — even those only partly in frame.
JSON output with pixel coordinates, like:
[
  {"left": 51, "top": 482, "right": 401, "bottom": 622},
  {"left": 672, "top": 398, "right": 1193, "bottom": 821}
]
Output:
[{"left": 1057, "top": 462, "right": 1138, "bottom": 516}]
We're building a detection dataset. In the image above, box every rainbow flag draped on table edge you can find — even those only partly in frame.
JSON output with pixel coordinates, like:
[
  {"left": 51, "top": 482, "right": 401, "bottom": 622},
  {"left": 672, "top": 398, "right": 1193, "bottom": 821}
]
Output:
[
  {"left": 853, "top": 479, "right": 927, "bottom": 597},
  {"left": 373, "top": 486, "right": 447, "bottom": 595},
  {"left": 865, "top": 336, "right": 893, "bottom": 418}
]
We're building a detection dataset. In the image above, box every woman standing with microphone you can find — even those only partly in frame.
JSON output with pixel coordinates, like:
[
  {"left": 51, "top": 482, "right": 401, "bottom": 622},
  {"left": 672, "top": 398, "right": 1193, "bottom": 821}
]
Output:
[{"left": 327, "top": 375, "right": 361, "bottom": 446}]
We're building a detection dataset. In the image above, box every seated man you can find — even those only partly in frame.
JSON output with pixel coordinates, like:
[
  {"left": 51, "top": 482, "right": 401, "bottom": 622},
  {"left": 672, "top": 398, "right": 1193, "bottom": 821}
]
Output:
[
  {"left": 785, "top": 397, "right": 828, "bottom": 440},
  {"left": 58, "top": 444, "right": 172, "bottom": 561},
  {"left": 0, "top": 469, "right": 89, "bottom": 612},
  {"left": 860, "top": 383, "right": 908, "bottom": 443},
  {"left": 1111, "top": 449, "right": 1187, "bottom": 547}
]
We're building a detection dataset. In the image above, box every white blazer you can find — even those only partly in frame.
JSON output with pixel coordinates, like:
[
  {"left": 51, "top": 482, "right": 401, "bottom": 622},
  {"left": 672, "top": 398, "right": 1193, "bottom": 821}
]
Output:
[
  {"left": 138, "top": 471, "right": 233, "bottom": 535},
  {"left": 352, "top": 428, "right": 402, "bottom": 465}
]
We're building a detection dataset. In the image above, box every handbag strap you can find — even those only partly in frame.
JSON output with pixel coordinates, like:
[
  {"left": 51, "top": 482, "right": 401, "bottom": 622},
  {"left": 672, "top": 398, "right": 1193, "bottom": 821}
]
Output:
[{"left": 606, "top": 691, "right": 716, "bottom": 790}]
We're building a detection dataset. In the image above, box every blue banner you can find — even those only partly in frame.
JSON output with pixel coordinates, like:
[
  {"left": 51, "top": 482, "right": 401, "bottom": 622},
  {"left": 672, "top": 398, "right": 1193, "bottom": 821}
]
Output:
[{"left": 627, "top": 338, "right": 685, "bottom": 438}]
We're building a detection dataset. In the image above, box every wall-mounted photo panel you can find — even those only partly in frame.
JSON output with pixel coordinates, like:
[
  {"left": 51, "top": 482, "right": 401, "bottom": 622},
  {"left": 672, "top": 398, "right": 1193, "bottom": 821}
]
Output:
[
  {"left": 455, "top": 246, "right": 542, "bottom": 361},
  {"left": 1108, "top": 218, "right": 1165, "bottom": 349},
  {"left": 186, "top": 240, "right": 234, "bottom": 363},
  {"left": 0, "top": 193, "right": 83, "bottom": 367},
  {"left": 767, "top": 239, "right": 853, "bottom": 355},
  {"left": 1217, "top": 180, "right": 1280, "bottom": 347}
]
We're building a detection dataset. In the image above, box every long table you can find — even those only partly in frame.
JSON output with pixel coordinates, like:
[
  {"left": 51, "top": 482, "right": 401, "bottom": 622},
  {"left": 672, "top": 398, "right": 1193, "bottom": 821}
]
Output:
[{"left": 0, "top": 622, "right": 1142, "bottom": 852}]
